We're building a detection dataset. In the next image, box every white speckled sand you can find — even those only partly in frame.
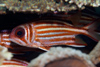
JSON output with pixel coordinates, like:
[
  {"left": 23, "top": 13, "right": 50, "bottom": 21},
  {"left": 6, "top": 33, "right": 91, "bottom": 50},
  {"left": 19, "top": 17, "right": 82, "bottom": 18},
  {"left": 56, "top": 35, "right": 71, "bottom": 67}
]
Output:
[{"left": 28, "top": 47, "right": 95, "bottom": 67}]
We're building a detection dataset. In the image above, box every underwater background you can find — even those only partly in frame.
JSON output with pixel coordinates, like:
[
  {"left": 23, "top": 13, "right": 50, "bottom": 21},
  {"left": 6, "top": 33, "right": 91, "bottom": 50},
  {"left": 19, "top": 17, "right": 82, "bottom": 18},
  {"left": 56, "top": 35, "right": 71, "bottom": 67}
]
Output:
[{"left": 0, "top": 1, "right": 100, "bottom": 66}]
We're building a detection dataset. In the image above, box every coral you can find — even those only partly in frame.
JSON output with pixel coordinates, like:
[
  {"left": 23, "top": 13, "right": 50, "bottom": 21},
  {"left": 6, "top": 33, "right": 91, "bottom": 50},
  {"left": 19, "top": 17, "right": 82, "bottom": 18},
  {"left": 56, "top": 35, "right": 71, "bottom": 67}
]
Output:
[
  {"left": 0, "top": 46, "right": 13, "bottom": 65},
  {"left": 28, "top": 47, "right": 95, "bottom": 67},
  {"left": 0, "top": 0, "right": 99, "bottom": 13}
]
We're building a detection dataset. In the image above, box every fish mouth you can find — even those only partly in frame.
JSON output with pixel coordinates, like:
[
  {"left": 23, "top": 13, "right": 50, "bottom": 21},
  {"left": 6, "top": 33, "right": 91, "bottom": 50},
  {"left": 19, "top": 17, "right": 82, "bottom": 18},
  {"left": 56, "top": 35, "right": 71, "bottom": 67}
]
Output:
[
  {"left": 10, "top": 38, "right": 38, "bottom": 48},
  {"left": 9, "top": 38, "right": 27, "bottom": 47},
  {"left": 9, "top": 38, "right": 21, "bottom": 45}
]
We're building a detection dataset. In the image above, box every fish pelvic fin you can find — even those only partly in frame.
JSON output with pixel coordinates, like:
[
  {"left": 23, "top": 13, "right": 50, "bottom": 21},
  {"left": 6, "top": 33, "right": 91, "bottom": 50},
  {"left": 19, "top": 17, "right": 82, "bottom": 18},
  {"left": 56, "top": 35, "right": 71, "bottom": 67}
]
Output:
[
  {"left": 38, "top": 46, "right": 50, "bottom": 51},
  {"left": 82, "top": 18, "right": 100, "bottom": 41}
]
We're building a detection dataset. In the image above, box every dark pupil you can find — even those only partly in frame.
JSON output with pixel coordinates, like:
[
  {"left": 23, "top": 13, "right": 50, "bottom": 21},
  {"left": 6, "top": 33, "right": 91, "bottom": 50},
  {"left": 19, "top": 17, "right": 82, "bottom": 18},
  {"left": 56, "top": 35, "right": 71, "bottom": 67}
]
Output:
[{"left": 17, "top": 31, "right": 23, "bottom": 36}]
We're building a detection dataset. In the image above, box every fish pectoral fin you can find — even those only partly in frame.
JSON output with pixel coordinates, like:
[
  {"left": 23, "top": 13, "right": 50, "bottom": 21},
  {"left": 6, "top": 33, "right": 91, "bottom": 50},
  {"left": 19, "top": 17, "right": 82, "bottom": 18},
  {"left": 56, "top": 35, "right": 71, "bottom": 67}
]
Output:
[
  {"left": 75, "top": 35, "right": 87, "bottom": 46},
  {"left": 32, "top": 41, "right": 43, "bottom": 48}
]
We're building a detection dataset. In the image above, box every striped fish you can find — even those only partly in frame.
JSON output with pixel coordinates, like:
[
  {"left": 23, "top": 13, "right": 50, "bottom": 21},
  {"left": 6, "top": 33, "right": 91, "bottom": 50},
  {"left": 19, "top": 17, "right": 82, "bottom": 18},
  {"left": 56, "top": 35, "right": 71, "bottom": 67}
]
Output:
[
  {"left": 53, "top": 11, "right": 99, "bottom": 27},
  {"left": 74, "top": 12, "right": 100, "bottom": 27},
  {"left": 0, "top": 30, "right": 11, "bottom": 48},
  {"left": 42, "top": 11, "right": 99, "bottom": 28},
  {"left": 10, "top": 20, "right": 100, "bottom": 51},
  {"left": 0, "top": 30, "right": 45, "bottom": 54},
  {"left": 0, "top": 59, "right": 28, "bottom": 67}
]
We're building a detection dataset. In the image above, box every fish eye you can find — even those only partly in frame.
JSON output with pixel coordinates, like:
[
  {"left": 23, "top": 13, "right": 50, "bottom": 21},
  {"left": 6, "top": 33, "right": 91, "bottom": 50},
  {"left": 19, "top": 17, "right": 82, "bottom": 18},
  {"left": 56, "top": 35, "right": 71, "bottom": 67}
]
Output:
[{"left": 15, "top": 28, "right": 25, "bottom": 38}]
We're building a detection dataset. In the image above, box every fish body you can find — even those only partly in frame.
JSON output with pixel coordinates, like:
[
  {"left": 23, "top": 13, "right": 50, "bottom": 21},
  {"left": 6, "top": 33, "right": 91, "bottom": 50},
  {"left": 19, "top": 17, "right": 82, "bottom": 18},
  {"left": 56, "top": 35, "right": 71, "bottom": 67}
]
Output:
[
  {"left": 0, "top": 59, "right": 28, "bottom": 67},
  {"left": 10, "top": 20, "right": 100, "bottom": 51},
  {"left": 0, "top": 30, "right": 11, "bottom": 48}
]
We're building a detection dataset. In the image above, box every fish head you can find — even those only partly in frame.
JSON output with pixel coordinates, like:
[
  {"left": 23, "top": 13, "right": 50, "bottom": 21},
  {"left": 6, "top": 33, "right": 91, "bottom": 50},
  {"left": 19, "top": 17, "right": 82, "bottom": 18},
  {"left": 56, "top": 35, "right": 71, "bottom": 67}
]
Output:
[{"left": 10, "top": 24, "right": 29, "bottom": 46}]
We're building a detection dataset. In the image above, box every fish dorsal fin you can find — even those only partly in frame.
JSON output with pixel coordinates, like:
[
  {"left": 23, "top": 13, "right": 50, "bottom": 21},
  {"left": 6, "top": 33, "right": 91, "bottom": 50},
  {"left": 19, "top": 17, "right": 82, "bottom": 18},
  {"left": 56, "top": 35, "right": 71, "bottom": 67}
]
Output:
[
  {"left": 68, "top": 11, "right": 81, "bottom": 27},
  {"left": 37, "top": 20, "right": 73, "bottom": 26},
  {"left": 82, "top": 19, "right": 100, "bottom": 30}
]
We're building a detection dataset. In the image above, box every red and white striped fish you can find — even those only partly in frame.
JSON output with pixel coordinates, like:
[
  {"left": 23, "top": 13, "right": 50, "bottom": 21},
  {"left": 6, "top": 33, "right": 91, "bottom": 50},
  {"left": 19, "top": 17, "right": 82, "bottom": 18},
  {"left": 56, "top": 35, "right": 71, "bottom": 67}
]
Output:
[
  {"left": 0, "top": 30, "right": 11, "bottom": 48},
  {"left": 73, "top": 12, "right": 100, "bottom": 27},
  {"left": 42, "top": 11, "right": 99, "bottom": 28},
  {"left": 0, "top": 59, "right": 28, "bottom": 67},
  {"left": 0, "top": 30, "right": 45, "bottom": 53},
  {"left": 10, "top": 20, "right": 100, "bottom": 51}
]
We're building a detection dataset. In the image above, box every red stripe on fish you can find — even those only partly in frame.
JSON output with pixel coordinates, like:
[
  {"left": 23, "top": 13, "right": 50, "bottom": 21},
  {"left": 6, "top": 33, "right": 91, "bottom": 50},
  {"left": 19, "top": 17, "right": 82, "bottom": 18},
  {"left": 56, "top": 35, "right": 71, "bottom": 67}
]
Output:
[
  {"left": 0, "top": 31, "right": 11, "bottom": 48},
  {"left": 1, "top": 59, "right": 28, "bottom": 66},
  {"left": 37, "top": 32, "right": 75, "bottom": 37}
]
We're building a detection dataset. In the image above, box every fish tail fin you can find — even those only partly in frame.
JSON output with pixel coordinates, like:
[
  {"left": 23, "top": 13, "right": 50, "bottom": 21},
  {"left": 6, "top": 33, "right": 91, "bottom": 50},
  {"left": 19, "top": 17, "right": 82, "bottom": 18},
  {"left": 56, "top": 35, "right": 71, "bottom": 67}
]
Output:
[{"left": 82, "top": 18, "right": 100, "bottom": 41}]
